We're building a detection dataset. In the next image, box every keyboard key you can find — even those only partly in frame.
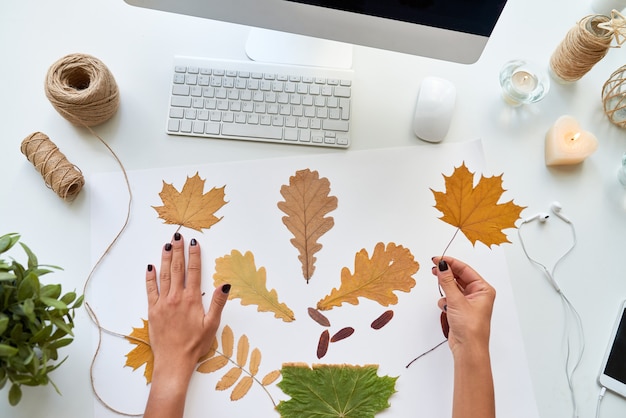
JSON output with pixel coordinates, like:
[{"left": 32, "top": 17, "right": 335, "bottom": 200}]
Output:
[{"left": 222, "top": 124, "right": 283, "bottom": 140}]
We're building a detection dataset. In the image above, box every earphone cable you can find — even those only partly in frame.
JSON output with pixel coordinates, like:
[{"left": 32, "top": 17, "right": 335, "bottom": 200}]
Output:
[{"left": 518, "top": 216, "right": 584, "bottom": 418}]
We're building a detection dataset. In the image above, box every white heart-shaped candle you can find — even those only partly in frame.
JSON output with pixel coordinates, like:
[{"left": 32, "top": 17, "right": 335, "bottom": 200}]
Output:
[{"left": 545, "top": 115, "right": 598, "bottom": 166}]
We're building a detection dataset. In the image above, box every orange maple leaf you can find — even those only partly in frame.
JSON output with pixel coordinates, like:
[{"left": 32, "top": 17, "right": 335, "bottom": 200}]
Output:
[
  {"left": 316, "top": 242, "right": 419, "bottom": 311},
  {"left": 125, "top": 319, "right": 153, "bottom": 384},
  {"left": 431, "top": 162, "right": 525, "bottom": 247},
  {"left": 152, "top": 172, "right": 227, "bottom": 232},
  {"left": 278, "top": 169, "right": 338, "bottom": 283}
]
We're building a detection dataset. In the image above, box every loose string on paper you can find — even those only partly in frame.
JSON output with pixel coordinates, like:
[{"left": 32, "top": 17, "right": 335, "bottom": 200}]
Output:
[
  {"left": 43, "top": 53, "right": 143, "bottom": 416},
  {"left": 550, "top": 11, "right": 626, "bottom": 83}
]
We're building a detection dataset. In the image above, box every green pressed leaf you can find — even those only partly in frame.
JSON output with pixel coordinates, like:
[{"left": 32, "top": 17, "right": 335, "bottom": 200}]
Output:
[
  {"left": 276, "top": 364, "right": 397, "bottom": 418},
  {"left": 8, "top": 383, "right": 22, "bottom": 406},
  {"left": 0, "top": 344, "right": 19, "bottom": 357}
]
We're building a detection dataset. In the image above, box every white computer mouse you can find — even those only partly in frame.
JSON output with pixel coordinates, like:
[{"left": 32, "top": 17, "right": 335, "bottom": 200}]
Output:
[{"left": 413, "top": 76, "right": 456, "bottom": 143}]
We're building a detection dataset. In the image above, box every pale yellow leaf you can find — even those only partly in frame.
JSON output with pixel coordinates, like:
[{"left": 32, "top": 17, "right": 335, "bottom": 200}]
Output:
[
  {"left": 196, "top": 355, "right": 229, "bottom": 373},
  {"left": 237, "top": 334, "right": 249, "bottom": 367},
  {"left": 222, "top": 325, "right": 234, "bottom": 358},
  {"left": 216, "top": 367, "right": 243, "bottom": 391},
  {"left": 249, "top": 348, "right": 261, "bottom": 376},
  {"left": 214, "top": 250, "right": 295, "bottom": 322},
  {"left": 231, "top": 376, "right": 254, "bottom": 401},
  {"left": 261, "top": 370, "right": 282, "bottom": 386},
  {"left": 198, "top": 337, "right": 219, "bottom": 363},
  {"left": 124, "top": 319, "right": 153, "bottom": 384}
]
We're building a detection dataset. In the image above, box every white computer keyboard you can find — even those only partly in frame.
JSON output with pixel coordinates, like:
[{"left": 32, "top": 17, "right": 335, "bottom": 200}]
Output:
[{"left": 166, "top": 56, "right": 354, "bottom": 148}]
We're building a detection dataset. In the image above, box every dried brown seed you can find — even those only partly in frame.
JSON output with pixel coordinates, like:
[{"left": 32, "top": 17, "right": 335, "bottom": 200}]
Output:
[
  {"left": 330, "top": 327, "right": 355, "bottom": 342},
  {"left": 371, "top": 310, "right": 394, "bottom": 330},
  {"left": 440, "top": 312, "right": 449, "bottom": 338},
  {"left": 317, "top": 330, "right": 330, "bottom": 359},
  {"left": 308, "top": 307, "right": 331, "bottom": 327}
]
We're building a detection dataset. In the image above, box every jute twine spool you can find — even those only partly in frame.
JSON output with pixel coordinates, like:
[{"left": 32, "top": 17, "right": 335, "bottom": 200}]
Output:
[
  {"left": 20, "top": 132, "right": 85, "bottom": 200},
  {"left": 550, "top": 15, "right": 613, "bottom": 83},
  {"left": 602, "top": 64, "right": 626, "bottom": 128},
  {"left": 44, "top": 53, "right": 120, "bottom": 127}
]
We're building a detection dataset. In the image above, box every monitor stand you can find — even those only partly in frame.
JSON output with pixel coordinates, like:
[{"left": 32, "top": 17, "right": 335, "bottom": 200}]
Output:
[{"left": 244, "top": 28, "right": 353, "bottom": 69}]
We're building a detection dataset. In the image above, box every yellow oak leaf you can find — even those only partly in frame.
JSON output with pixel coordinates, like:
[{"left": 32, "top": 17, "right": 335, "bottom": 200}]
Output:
[
  {"left": 278, "top": 169, "right": 338, "bottom": 283},
  {"left": 124, "top": 319, "right": 153, "bottom": 384},
  {"left": 431, "top": 162, "right": 525, "bottom": 247},
  {"left": 214, "top": 250, "right": 295, "bottom": 322},
  {"left": 152, "top": 172, "right": 227, "bottom": 232},
  {"left": 316, "top": 242, "right": 419, "bottom": 311}
]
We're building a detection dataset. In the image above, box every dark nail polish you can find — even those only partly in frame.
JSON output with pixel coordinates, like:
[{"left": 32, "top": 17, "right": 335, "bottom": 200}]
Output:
[
  {"left": 164, "top": 243, "right": 172, "bottom": 251},
  {"left": 190, "top": 238, "right": 197, "bottom": 246},
  {"left": 438, "top": 260, "right": 448, "bottom": 271},
  {"left": 443, "top": 304, "right": 448, "bottom": 312},
  {"left": 174, "top": 232, "right": 181, "bottom": 241},
  {"left": 221, "top": 284, "right": 231, "bottom": 294},
  {"left": 147, "top": 264, "right": 153, "bottom": 272}
]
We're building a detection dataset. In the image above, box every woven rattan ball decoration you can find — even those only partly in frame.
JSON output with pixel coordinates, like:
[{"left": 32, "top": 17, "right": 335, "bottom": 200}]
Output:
[{"left": 602, "top": 65, "right": 626, "bottom": 128}]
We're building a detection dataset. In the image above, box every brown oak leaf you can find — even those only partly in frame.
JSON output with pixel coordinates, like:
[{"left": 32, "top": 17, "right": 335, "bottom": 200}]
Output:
[
  {"left": 214, "top": 250, "right": 295, "bottom": 322},
  {"left": 278, "top": 169, "right": 338, "bottom": 283},
  {"left": 316, "top": 242, "right": 419, "bottom": 311},
  {"left": 124, "top": 319, "right": 153, "bottom": 384},
  {"left": 431, "top": 162, "right": 525, "bottom": 247},
  {"left": 152, "top": 172, "right": 227, "bottom": 232}
]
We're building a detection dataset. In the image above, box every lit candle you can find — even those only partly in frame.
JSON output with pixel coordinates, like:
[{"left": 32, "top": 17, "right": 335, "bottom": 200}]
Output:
[
  {"left": 545, "top": 115, "right": 598, "bottom": 166},
  {"left": 511, "top": 70, "right": 538, "bottom": 95}
]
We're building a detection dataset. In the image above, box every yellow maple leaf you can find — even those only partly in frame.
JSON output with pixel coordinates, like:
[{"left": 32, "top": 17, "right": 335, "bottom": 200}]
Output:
[
  {"left": 316, "top": 242, "right": 419, "bottom": 311},
  {"left": 278, "top": 169, "right": 338, "bottom": 283},
  {"left": 125, "top": 319, "right": 153, "bottom": 384},
  {"left": 431, "top": 162, "right": 525, "bottom": 247},
  {"left": 213, "top": 250, "right": 296, "bottom": 322},
  {"left": 152, "top": 172, "right": 227, "bottom": 232}
]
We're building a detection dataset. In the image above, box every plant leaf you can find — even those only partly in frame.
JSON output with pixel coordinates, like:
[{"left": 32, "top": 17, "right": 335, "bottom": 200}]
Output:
[
  {"left": 317, "top": 242, "right": 419, "bottom": 311},
  {"left": 431, "top": 162, "right": 525, "bottom": 247},
  {"left": 221, "top": 325, "right": 234, "bottom": 358},
  {"left": 152, "top": 172, "right": 227, "bottom": 232},
  {"left": 261, "top": 370, "right": 281, "bottom": 386},
  {"left": 196, "top": 355, "right": 229, "bottom": 373},
  {"left": 276, "top": 363, "right": 397, "bottom": 418},
  {"left": 216, "top": 367, "right": 243, "bottom": 391},
  {"left": 214, "top": 250, "right": 295, "bottom": 322},
  {"left": 249, "top": 348, "right": 261, "bottom": 376},
  {"left": 124, "top": 319, "right": 153, "bottom": 384},
  {"left": 278, "top": 169, "right": 338, "bottom": 283},
  {"left": 231, "top": 376, "right": 254, "bottom": 401},
  {"left": 236, "top": 334, "right": 249, "bottom": 367}
]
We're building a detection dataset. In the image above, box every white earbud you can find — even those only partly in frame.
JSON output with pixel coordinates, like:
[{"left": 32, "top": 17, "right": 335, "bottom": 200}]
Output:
[
  {"left": 523, "top": 213, "right": 550, "bottom": 224},
  {"left": 550, "top": 201, "right": 571, "bottom": 224}
]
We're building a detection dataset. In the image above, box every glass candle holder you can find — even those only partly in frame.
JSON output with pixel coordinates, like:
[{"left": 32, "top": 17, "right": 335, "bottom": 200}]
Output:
[
  {"left": 499, "top": 60, "right": 550, "bottom": 106},
  {"left": 618, "top": 152, "right": 626, "bottom": 187}
]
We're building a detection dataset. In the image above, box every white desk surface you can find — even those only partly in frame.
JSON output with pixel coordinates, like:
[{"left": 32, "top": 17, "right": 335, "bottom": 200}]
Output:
[{"left": 1, "top": 0, "right": 626, "bottom": 417}]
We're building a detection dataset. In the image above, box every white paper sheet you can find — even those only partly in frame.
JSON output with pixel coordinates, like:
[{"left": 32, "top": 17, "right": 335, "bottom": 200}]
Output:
[{"left": 88, "top": 140, "right": 539, "bottom": 418}]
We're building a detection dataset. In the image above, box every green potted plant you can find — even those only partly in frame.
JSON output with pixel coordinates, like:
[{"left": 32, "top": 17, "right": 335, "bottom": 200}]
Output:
[{"left": 0, "top": 232, "right": 83, "bottom": 405}]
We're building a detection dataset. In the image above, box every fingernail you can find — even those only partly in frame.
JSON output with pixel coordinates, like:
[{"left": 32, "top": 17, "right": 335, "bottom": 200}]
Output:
[
  {"left": 438, "top": 260, "right": 448, "bottom": 271},
  {"left": 164, "top": 243, "right": 172, "bottom": 251},
  {"left": 221, "top": 284, "right": 231, "bottom": 294},
  {"left": 174, "top": 232, "right": 181, "bottom": 241},
  {"left": 147, "top": 264, "right": 153, "bottom": 272},
  {"left": 190, "top": 238, "right": 197, "bottom": 246},
  {"left": 443, "top": 304, "right": 448, "bottom": 312}
]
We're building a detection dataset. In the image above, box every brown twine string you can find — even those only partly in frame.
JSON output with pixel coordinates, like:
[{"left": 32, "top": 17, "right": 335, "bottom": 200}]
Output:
[
  {"left": 550, "top": 15, "right": 613, "bottom": 83},
  {"left": 45, "top": 53, "right": 120, "bottom": 127},
  {"left": 43, "top": 53, "right": 139, "bottom": 415},
  {"left": 20, "top": 132, "right": 85, "bottom": 200}
]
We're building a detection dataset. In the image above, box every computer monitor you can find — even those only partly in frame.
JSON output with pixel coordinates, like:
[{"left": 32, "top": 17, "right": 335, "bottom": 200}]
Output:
[{"left": 125, "top": 0, "right": 508, "bottom": 66}]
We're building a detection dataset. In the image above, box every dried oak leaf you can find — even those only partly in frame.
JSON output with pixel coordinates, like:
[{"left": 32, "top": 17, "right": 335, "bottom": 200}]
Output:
[
  {"left": 278, "top": 169, "right": 338, "bottom": 283},
  {"left": 276, "top": 363, "right": 397, "bottom": 418},
  {"left": 124, "top": 319, "right": 153, "bottom": 384},
  {"left": 317, "top": 242, "right": 419, "bottom": 311},
  {"left": 214, "top": 250, "right": 295, "bottom": 322},
  {"left": 431, "top": 162, "right": 525, "bottom": 247},
  {"left": 152, "top": 172, "right": 227, "bottom": 232}
]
